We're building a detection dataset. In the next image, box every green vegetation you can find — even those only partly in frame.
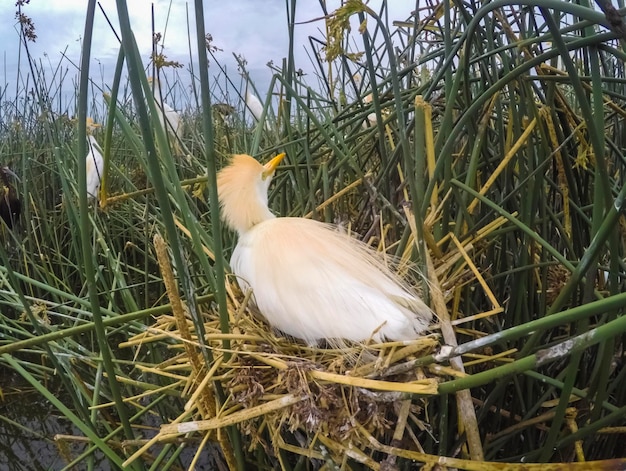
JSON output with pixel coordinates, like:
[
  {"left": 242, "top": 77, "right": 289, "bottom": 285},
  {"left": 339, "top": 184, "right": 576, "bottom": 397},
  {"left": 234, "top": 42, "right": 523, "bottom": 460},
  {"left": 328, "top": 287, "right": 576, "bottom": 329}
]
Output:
[{"left": 1, "top": 0, "right": 625, "bottom": 469}]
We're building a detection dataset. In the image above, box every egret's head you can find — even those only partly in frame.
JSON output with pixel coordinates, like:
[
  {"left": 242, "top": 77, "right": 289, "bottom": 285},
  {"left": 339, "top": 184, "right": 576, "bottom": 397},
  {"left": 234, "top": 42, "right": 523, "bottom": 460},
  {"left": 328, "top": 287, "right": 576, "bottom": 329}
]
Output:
[
  {"left": 86, "top": 117, "right": 101, "bottom": 135},
  {"left": 217, "top": 153, "right": 286, "bottom": 234}
]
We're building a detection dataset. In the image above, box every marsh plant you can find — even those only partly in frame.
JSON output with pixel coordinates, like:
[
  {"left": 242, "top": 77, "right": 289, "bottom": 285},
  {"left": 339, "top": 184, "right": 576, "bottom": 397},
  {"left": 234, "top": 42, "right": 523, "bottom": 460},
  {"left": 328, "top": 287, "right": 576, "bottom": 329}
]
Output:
[{"left": 1, "top": 0, "right": 625, "bottom": 469}]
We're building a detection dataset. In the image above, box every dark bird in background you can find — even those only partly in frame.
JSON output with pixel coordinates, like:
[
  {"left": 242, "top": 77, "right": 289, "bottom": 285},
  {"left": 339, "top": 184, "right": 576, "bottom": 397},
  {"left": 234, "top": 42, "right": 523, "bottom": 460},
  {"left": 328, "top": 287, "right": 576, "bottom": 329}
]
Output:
[{"left": 0, "top": 167, "right": 21, "bottom": 229}]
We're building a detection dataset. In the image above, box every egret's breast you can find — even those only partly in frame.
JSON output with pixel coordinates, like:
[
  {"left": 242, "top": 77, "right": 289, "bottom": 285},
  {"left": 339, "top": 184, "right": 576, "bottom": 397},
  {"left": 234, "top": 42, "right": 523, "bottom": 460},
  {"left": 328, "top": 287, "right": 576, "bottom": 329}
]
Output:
[{"left": 230, "top": 222, "right": 274, "bottom": 292}]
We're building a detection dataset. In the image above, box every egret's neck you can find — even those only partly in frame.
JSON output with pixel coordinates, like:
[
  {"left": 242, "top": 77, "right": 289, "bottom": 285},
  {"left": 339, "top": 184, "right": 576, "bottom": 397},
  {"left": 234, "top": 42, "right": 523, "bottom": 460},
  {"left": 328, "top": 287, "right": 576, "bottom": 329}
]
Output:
[
  {"left": 220, "top": 184, "right": 276, "bottom": 236},
  {"left": 235, "top": 199, "right": 275, "bottom": 236}
]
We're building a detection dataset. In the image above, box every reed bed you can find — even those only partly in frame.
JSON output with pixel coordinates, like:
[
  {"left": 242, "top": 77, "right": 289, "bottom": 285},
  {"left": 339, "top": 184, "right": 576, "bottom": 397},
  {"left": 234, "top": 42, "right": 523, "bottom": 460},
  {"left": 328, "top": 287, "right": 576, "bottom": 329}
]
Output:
[{"left": 1, "top": 0, "right": 625, "bottom": 469}]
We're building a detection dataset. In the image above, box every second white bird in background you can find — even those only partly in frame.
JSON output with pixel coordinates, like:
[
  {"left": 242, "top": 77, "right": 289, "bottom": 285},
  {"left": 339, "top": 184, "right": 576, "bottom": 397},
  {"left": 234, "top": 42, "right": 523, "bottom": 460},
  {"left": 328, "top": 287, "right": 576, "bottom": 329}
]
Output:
[{"left": 86, "top": 134, "right": 104, "bottom": 200}]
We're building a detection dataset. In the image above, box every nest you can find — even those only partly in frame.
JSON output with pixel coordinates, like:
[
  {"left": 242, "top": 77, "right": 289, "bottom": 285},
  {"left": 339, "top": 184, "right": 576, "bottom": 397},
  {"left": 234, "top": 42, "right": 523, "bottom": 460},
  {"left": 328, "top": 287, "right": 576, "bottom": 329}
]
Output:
[
  {"left": 123, "top": 277, "right": 441, "bottom": 468},
  {"left": 118, "top": 226, "right": 507, "bottom": 469},
  {"left": 116, "top": 212, "right": 626, "bottom": 470}
]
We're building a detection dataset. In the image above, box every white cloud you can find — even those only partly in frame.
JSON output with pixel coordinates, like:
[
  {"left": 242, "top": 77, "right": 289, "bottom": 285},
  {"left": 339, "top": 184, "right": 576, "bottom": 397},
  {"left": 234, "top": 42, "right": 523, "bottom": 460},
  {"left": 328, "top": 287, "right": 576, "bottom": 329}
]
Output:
[{"left": 1, "top": 1, "right": 415, "bottom": 104}]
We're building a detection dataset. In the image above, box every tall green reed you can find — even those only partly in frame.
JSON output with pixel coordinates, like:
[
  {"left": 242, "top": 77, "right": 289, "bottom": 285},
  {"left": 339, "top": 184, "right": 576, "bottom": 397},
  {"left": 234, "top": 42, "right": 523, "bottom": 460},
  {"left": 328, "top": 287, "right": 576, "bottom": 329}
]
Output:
[{"left": 1, "top": 0, "right": 625, "bottom": 467}]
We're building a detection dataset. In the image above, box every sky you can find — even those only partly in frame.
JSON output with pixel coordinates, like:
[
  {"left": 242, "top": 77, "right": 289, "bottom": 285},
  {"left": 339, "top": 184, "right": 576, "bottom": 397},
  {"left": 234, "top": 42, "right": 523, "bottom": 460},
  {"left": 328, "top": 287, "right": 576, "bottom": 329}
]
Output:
[{"left": 1, "top": 1, "right": 416, "bottom": 110}]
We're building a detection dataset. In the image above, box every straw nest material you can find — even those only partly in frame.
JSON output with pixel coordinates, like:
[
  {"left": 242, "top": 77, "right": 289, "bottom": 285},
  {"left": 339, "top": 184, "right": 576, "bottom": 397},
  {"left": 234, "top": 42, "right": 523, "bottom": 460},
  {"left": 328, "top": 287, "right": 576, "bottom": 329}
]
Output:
[
  {"left": 119, "top": 224, "right": 505, "bottom": 469},
  {"left": 119, "top": 213, "right": 626, "bottom": 469},
  {"left": 125, "top": 307, "right": 440, "bottom": 469}
]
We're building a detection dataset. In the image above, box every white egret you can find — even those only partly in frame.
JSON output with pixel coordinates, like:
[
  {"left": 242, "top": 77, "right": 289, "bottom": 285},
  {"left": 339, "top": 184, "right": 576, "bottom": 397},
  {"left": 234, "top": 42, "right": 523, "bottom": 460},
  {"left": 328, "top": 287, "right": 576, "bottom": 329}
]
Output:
[
  {"left": 363, "top": 93, "right": 377, "bottom": 128},
  {"left": 244, "top": 79, "right": 270, "bottom": 131},
  {"left": 148, "top": 77, "right": 183, "bottom": 154},
  {"left": 86, "top": 133, "right": 104, "bottom": 200},
  {"left": 217, "top": 153, "right": 433, "bottom": 345},
  {"left": 245, "top": 89, "right": 264, "bottom": 123}
]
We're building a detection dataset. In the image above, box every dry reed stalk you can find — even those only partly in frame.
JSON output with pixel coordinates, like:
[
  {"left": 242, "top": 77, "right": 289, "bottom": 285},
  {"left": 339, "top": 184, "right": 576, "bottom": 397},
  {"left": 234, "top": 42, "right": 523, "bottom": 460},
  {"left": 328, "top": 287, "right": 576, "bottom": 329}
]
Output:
[
  {"left": 485, "top": 407, "right": 577, "bottom": 444},
  {"left": 103, "top": 175, "right": 209, "bottom": 206},
  {"left": 173, "top": 216, "right": 215, "bottom": 260},
  {"left": 468, "top": 114, "right": 537, "bottom": 214},
  {"left": 426, "top": 244, "right": 484, "bottom": 460},
  {"left": 462, "top": 348, "right": 517, "bottom": 367},
  {"left": 356, "top": 418, "right": 626, "bottom": 470},
  {"left": 449, "top": 233, "right": 501, "bottom": 310},
  {"left": 304, "top": 175, "right": 366, "bottom": 219},
  {"left": 153, "top": 234, "right": 236, "bottom": 469},
  {"left": 542, "top": 106, "right": 572, "bottom": 237},
  {"left": 402, "top": 174, "right": 486, "bottom": 458},
  {"left": 123, "top": 409, "right": 196, "bottom": 468},
  {"left": 316, "top": 433, "right": 381, "bottom": 468},
  {"left": 161, "top": 394, "right": 306, "bottom": 435},
  {"left": 415, "top": 95, "right": 439, "bottom": 212}
]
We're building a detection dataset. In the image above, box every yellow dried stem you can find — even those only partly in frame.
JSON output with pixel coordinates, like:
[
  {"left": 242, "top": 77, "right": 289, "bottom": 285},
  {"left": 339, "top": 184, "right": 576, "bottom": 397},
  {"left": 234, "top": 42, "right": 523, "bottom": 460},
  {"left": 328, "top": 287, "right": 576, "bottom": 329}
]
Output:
[
  {"left": 123, "top": 409, "right": 195, "bottom": 468},
  {"left": 104, "top": 175, "right": 209, "bottom": 206},
  {"left": 351, "top": 336, "right": 439, "bottom": 378},
  {"left": 133, "top": 365, "right": 189, "bottom": 381},
  {"left": 425, "top": 250, "right": 485, "bottom": 460},
  {"left": 303, "top": 175, "right": 365, "bottom": 219},
  {"left": 360, "top": 419, "right": 626, "bottom": 470},
  {"left": 468, "top": 115, "right": 538, "bottom": 214},
  {"left": 153, "top": 234, "right": 238, "bottom": 469},
  {"left": 462, "top": 348, "right": 517, "bottom": 367},
  {"left": 398, "top": 165, "right": 443, "bottom": 258},
  {"left": 161, "top": 394, "right": 305, "bottom": 435},
  {"left": 598, "top": 426, "right": 626, "bottom": 434},
  {"left": 475, "top": 212, "right": 517, "bottom": 241},
  {"left": 277, "top": 441, "right": 325, "bottom": 460},
  {"left": 189, "top": 431, "right": 213, "bottom": 470},
  {"left": 119, "top": 381, "right": 185, "bottom": 405},
  {"left": 487, "top": 407, "right": 577, "bottom": 444},
  {"left": 317, "top": 433, "right": 381, "bottom": 468},
  {"left": 185, "top": 356, "right": 224, "bottom": 412},
  {"left": 203, "top": 333, "right": 265, "bottom": 342},
  {"left": 119, "top": 331, "right": 171, "bottom": 348},
  {"left": 434, "top": 241, "right": 475, "bottom": 280},
  {"left": 242, "top": 352, "right": 289, "bottom": 370},
  {"left": 542, "top": 106, "right": 572, "bottom": 237},
  {"left": 173, "top": 216, "right": 215, "bottom": 261},
  {"left": 429, "top": 363, "right": 468, "bottom": 379},
  {"left": 308, "top": 369, "right": 437, "bottom": 394},
  {"left": 450, "top": 308, "right": 504, "bottom": 327},
  {"left": 415, "top": 95, "right": 438, "bottom": 210},
  {"left": 393, "top": 399, "right": 412, "bottom": 443},
  {"left": 450, "top": 233, "right": 501, "bottom": 310},
  {"left": 153, "top": 324, "right": 202, "bottom": 345},
  {"left": 566, "top": 409, "right": 586, "bottom": 462}
]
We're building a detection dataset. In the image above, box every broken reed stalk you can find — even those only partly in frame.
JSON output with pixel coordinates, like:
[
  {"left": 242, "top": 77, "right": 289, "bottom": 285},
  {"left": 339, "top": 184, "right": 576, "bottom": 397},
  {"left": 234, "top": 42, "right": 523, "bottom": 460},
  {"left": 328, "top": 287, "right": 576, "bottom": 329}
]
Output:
[
  {"left": 426, "top": 241, "right": 484, "bottom": 460},
  {"left": 414, "top": 93, "right": 485, "bottom": 459},
  {"left": 152, "top": 233, "right": 236, "bottom": 469}
]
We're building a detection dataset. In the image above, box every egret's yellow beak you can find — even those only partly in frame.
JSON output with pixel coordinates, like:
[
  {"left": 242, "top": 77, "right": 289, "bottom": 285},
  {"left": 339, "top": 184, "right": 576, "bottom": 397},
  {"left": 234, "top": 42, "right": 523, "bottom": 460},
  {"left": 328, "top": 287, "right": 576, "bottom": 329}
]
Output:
[{"left": 262, "top": 153, "right": 286, "bottom": 179}]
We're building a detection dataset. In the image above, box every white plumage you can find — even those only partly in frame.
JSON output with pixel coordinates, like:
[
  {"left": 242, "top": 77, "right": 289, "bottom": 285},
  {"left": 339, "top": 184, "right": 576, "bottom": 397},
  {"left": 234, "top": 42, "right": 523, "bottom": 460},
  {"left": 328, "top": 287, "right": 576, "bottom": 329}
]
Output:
[
  {"left": 245, "top": 89, "right": 265, "bottom": 124},
  {"left": 244, "top": 80, "right": 270, "bottom": 131},
  {"left": 157, "top": 99, "right": 182, "bottom": 137},
  {"left": 86, "top": 135, "right": 103, "bottom": 199},
  {"left": 362, "top": 93, "right": 378, "bottom": 128},
  {"left": 217, "top": 153, "right": 433, "bottom": 345},
  {"left": 148, "top": 77, "right": 183, "bottom": 153}
]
